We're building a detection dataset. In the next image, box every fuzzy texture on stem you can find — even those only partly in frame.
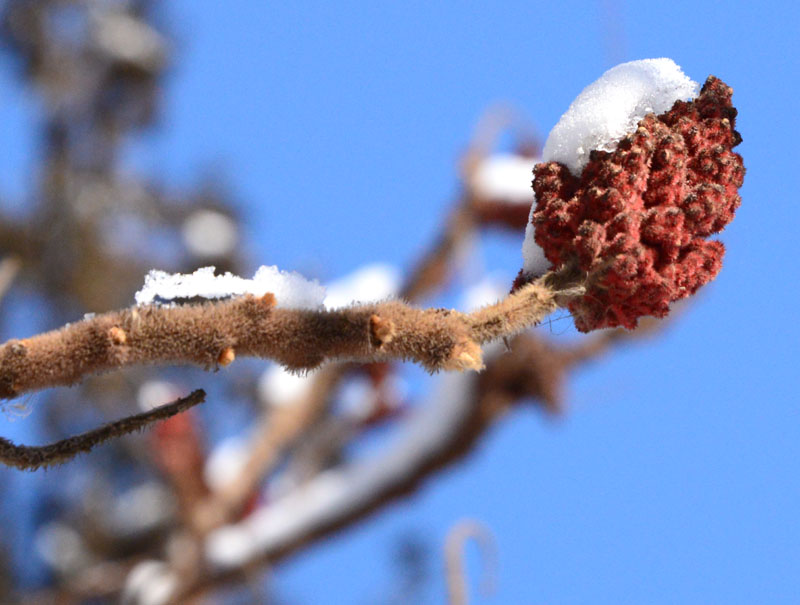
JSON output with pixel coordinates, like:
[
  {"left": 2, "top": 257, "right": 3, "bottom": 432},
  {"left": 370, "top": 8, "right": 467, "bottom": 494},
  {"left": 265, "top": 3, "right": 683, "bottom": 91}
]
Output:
[
  {"left": 0, "top": 279, "right": 569, "bottom": 406},
  {"left": 516, "top": 76, "right": 744, "bottom": 331}
]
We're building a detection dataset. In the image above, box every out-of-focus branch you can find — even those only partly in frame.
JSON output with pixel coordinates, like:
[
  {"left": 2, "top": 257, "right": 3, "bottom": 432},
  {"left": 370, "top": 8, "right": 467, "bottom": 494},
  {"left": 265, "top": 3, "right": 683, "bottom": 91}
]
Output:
[
  {"left": 445, "top": 519, "right": 497, "bottom": 605},
  {"left": 0, "top": 257, "right": 20, "bottom": 303},
  {"left": 400, "top": 205, "right": 478, "bottom": 302},
  {"left": 192, "top": 364, "right": 343, "bottom": 532},
  {"left": 166, "top": 369, "right": 489, "bottom": 604},
  {"left": 560, "top": 315, "right": 670, "bottom": 367}
]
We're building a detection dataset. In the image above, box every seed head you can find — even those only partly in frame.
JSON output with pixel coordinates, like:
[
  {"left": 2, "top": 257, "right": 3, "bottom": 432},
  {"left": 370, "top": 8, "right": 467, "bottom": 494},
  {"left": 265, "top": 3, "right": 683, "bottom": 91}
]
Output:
[{"left": 519, "top": 76, "right": 744, "bottom": 331}]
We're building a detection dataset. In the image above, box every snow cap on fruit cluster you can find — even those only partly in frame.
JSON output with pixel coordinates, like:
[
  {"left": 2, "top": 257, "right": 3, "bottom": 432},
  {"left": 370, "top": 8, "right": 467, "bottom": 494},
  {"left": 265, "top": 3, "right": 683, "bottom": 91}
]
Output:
[
  {"left": 518, "top": 59, "right": 744, "bottom": 331},
  {"left": 522, "top": 58, "right": 699, "bottom": 277},
  {"left": 542, "top": 58, "right": 699, "bottom": 176}
]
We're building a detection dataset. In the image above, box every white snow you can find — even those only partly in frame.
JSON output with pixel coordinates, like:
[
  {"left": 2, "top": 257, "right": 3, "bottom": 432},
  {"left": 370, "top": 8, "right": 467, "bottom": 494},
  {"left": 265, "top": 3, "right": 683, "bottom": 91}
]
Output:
[
  {"left": 34, "top": 521, "right": 91, "bottom": 575},
  {"left": 90, "top": 10, "right": 166, "bottom": 71},
  {"left": 323, "top": 263, "right": 400, "bottom": 309},
  {"left": 135, "top": 262, "right": 399, "bottom": 310},
  {"left": 461, "top": 275, "right": 507, "bottom": 311},
  {"left": 470, "top": 154, "right": 537, "bottom": 204},
  {"left": 257, "top": 365, "right": 317, "bottom": 408},
  {"left": 204, "top": 434, "right": 252, "bottom": 492},
  {"left": 521, "top": 205, "right": 551, "bottom": 277},
  {"left": 136, "top": 380, "right": 180, "bottom": 412},
  {"left": 336, "top": 376, "right": 375, "bottom": 420},
  {"left": 109, "top": 482, "right": 175, "bottom": 537},
  {"left": 122, "top": 561, "right": 178, "bottom": 605},
  {"left": 523, "top": 58, "right": 698, "bottom": 275},
  {"left": 181, "top": 210, "right": 238, "bottom": 258},
  {"left": 541, "top": 58, "right": 698, "bottom": 176},
  {"left": 134, "top": 266, "right": 325, "bottom": 309}
]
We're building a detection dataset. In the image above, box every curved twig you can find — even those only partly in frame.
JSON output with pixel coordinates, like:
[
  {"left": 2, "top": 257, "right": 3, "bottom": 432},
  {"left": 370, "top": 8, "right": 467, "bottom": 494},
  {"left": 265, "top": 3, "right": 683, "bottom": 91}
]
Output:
[
  {"left": 445, "top": 519, "right": 498, "bottom": 605},
  {"left": 0, "top": 389, "right": 206, "bottom": 470}
]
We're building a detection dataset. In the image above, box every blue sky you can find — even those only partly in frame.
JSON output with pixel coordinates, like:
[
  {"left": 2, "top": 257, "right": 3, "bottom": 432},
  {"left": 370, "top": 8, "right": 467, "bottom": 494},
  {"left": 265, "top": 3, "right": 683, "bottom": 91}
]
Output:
[{"left": 2, "top": 0, "right": 800, "bottom": 602}]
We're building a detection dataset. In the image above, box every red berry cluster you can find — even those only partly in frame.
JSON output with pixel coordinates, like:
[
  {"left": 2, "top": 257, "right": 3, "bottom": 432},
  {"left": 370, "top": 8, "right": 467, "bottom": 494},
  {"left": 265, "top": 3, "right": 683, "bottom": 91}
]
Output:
[{"left": 524, "top": 76, "right": 744, "bottom": 332}]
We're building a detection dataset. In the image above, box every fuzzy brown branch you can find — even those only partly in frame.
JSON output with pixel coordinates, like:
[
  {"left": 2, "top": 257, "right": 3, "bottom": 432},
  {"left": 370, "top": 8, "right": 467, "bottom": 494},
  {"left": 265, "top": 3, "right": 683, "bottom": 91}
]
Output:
[
  {"left": 193, "top": 278, "right": 573, "bottom": 535},
  {"left": 0, "top": 389, "right": 205, "bottom": 471},
  {"left": 0, "top": 276, "right": 577, "bottom": 407}
]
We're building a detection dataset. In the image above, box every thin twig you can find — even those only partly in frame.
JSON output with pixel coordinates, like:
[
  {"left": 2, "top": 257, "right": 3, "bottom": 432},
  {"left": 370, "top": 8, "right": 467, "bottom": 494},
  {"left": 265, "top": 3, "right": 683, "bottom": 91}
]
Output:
[{"left": 0, "top": 389, "right": 205, "bottom": 470}]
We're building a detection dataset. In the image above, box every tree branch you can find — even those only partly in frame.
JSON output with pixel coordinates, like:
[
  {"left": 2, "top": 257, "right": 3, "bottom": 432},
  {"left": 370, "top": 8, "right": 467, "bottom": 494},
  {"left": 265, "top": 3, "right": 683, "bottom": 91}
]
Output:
[{"left": 0, "top": 276, "right": 579, "bottom": 405}]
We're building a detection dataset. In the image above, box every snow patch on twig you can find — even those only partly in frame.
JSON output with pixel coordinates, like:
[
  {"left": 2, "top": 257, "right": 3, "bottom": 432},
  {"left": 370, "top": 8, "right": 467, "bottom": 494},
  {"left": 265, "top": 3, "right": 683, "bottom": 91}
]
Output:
[
  {"left": 123, "top": 560, "right": 178, "bottom": 605},
  {"left": 323, "top": 263, "right": 400, "bottom": 309},
  {"left": 258, "top": 366, "right": 318, "bottom": 409},
  {"left": 471, "top": 154, "right": 537, "bottom": 204},
  {"left": 522, "top": 205, "right": 551, "bottom": 277},
  {"left": 204, "top": 435, "right": 252, "bottom": 492},
  {"left": 134, "top": 266, "right": 325, "bottom": 309},
  {"left": 181, "top": 210, "right": 238, "bottom": 258},
  {"left": 461, "top": 275, "right": 508, "bottom": 311},
  {"left": 523, "top": 58, "right": 698, "bottom": 276}
]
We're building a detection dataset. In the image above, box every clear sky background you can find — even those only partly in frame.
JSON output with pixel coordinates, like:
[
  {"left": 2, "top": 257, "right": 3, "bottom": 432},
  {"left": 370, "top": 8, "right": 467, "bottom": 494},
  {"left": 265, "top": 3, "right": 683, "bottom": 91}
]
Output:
[{"left": 2, "top": 1, "right": 799, "bottom": 603}]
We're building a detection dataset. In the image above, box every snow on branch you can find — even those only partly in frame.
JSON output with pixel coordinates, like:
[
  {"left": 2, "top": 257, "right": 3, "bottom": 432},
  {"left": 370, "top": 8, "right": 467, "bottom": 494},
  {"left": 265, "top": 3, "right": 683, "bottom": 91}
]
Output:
[
  {"left": 471, "top": 153, "right": 538, "bottom": 204},
  {"left": 135, "top": 265, "right": 325, "bottom": 309}
]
